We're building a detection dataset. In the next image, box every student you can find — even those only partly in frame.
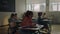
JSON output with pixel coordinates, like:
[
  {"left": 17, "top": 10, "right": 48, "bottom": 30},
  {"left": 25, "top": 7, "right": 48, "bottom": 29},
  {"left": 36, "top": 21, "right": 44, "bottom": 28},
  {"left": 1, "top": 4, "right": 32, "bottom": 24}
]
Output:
[
  {"left": 8, "top": 13, "right": 18, "bottom": 34},
  {"left": 37, "top": 12, "right": 49, "bottom": 34},
  {"left": 42, "top": 13, "right": 49, "bottom": 32},
  {"left": 19, "top": 11, "right": 36, "bottom": 34},
  {"left": 42, "top": 13, "right": 47, "bottom": 19},
  {"left": 37, "top": 12, "right": 43, "bottom": 25}
]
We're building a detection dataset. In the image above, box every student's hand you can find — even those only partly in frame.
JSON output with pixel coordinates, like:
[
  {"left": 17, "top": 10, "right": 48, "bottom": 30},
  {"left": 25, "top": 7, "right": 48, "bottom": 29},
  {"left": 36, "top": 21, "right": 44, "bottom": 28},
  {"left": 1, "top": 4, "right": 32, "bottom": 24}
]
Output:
[
  {"left": 32, "top": 23, "right": 36, "bottom": 27},
  {"left": 32, "top": 23, "right": 36, "bottom": 25}
]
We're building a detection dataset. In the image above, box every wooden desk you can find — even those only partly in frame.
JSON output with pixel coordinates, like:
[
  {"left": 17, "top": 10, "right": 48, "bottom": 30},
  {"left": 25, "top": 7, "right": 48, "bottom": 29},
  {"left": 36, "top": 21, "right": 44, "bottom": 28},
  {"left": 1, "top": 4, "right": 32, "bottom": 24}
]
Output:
[
  {"left": 18, "top": 27, "right": 48, "bottom": 34},
  {"left": 18, "top": 24, "right": 43, "bottom": 30},
  {"left": 19, "top": 27, "right": 40, "bottom": 30}
]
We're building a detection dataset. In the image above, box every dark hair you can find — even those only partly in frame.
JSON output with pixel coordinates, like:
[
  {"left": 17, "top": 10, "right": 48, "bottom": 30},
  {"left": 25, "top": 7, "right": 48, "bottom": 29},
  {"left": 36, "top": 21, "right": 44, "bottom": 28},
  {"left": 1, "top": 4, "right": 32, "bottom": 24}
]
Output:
[
  {"left": 15, "top": 13, "right": 17, "bottom": 15},
  {"left": 38, "top": 12, "right": 42, "bottom": 16},
  {"left": 14, "top": 13, "right": 17, "bottom": 17},
  {"left": 43, "top": 13, "right": 46, "bottom": 15},
  {"left": 25, "top": 10, "right": 33, "bottom": 17},
  {"left": 10, "top": 13, "right": 17, "bottom": 18},
  {"left": 11, "top": 13, "right": 15, "bottom": 18}
]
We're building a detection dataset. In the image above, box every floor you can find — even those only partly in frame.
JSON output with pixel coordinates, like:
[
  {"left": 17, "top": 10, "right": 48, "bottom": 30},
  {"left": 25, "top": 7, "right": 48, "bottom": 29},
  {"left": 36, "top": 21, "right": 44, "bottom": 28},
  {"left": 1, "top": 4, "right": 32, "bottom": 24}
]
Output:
[
  {"left": 51, "top": 25, "right": 60, "bottom": 34},
  {"left": 0, "top": 26, "right": 8, "bottom": 34},
  {"left": 0, "top": 25, "right": 60, "bottom": 34}
]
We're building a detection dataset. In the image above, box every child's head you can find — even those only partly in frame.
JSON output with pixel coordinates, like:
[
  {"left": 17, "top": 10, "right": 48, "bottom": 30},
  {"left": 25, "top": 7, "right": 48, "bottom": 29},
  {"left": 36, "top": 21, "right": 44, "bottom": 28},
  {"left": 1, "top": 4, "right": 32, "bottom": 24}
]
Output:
[
  {"left": 43, "top": 13, "right": 46, "bottom": 16},
  {"left": 11, "top": 13, "right": 15, "bottom": 18},
  {"left": 38, "top": 12, "right": 42, "bottom": 17},
  {"left": 14, "top": 13, "right": 17, "bottom": 19},
  {"left": 11, "top": 13, "right": 17, "bottom": 19},
  {"left": 25, "top": 10, "right": 33, "bottom": 17}
]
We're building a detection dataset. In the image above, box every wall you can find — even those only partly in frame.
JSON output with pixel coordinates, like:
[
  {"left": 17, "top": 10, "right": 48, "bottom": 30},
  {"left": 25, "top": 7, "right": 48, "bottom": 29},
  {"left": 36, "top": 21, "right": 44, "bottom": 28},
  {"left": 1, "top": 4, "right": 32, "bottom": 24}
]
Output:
[
  {"left": 48, "top": 12, "right": 60, "bottom": 24},
  {"left": 0, "top": 0, "right": 26, "bottom": 26}
]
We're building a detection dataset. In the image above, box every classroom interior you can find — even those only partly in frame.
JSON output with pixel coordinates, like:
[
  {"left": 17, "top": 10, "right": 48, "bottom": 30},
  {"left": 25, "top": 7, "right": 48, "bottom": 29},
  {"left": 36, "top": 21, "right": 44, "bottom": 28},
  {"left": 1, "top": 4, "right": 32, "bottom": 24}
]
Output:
[{"left": 0, "top": 0, "right": 60, "bottom": 34}]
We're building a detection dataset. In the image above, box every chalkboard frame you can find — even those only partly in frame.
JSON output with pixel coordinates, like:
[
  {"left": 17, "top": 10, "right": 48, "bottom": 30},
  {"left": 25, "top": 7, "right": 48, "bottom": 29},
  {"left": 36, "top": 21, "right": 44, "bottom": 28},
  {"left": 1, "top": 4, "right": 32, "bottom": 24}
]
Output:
[{"left": 0, "top": 0, "right": 15, "bottom": 12}]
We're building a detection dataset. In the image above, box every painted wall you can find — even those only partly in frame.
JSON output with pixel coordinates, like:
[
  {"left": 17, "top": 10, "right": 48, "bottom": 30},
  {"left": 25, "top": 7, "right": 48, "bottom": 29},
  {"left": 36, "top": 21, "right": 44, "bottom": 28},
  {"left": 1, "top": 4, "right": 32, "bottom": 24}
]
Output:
[
  {"left": 0, "top": 0, "right": 26, "bottom": 26},
  {"left": 48, "top": 12, "right": 60, "bottom": 24}
]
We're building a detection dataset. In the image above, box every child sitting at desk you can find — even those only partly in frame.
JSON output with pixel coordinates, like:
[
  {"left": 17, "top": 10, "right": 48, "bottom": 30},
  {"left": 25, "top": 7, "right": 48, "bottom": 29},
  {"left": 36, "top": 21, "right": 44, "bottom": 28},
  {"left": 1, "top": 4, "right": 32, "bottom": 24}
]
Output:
[
  {"left": 37, "top": 12, "right": 49, "bottom": 34},
  {"left": 20, "top": 11, "right": 36, "bottom": 27},
  {"left": 37, "top": 12, "right": 43, "bottom": 25},
  {"left": 19, "top": 11, "right": 36, "bottom": 34},
  {"left": 8, "top": 13, "right": 18, "bottom": 34}
]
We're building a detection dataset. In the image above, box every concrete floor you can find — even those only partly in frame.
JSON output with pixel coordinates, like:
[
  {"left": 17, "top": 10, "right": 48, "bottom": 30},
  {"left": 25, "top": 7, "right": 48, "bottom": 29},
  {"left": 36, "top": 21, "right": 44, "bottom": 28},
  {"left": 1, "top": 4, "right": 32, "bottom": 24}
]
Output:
[
  {"left": 0, "top": 25, "right": 60, "bottom": 34},
  {"left": 51, "top": 25, "right": 60, "bottom": 34},
  {"left": 0, "top": 26, "right": 8, "bottom": 34}
]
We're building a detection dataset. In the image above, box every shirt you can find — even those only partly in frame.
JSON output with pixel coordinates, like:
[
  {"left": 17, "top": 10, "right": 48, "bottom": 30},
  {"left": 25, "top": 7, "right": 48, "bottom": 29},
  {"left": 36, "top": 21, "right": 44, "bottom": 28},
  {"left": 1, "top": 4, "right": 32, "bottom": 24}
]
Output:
[
  {"left": 37, "top": 17, "right": 43, "bottom": 25},
  {"left": 20, "top": 16, "right": 33, "bottom": 27},
  {"left": 8, "top": 18, "right": 17, "bottom": 27}
]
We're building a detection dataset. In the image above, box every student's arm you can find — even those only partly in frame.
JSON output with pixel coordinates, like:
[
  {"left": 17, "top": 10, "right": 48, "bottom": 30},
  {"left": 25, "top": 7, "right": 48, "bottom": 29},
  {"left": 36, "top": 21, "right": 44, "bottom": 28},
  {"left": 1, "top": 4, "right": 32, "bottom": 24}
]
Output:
[
  {"left": 8, "top": 19, "right": 16, "bottom": 27},
  {"left": 19, "top": 17, "right": 28, "bottom": 27},
  {"left": 10, "top": 22, "right": 16, "bottom": 27}
]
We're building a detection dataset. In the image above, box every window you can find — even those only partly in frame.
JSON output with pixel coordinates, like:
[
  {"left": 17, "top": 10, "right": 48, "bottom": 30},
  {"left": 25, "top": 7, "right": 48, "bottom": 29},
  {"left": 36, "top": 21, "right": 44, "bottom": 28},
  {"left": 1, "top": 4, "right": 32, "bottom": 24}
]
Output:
[
  {"left": 49, "top": 2, "right": 60, "bottom": 11},
  {"left": 26, "top": 4, "right": 32, "bottom": 11},
  {"left": 33, "top": 4, "right": 40, "bottom": 11},
  {"left": 40, "top": 3, "right": 46, "bottom": 11},
  {"left": 58, "top": 3, "right": 60, "bottom": 11},
  {"left": 52, "top": 3, "right": 57, "bottom": 11},
  {"left": 26, "top": 0, "right": 46, "bottom": 12},
  {"left": 26, "top": 3, "right": 46, "bottom": 12}
]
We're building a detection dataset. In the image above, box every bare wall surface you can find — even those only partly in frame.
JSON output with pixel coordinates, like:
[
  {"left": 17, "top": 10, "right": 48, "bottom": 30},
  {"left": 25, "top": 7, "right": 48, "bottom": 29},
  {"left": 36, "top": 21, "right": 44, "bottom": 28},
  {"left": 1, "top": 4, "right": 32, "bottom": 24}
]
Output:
[
  {"left": 0, "top": 0, "right": 26, "bottom": 26},
  {"left": 49, "top": 12, "right": 60, "bottom": 24}
]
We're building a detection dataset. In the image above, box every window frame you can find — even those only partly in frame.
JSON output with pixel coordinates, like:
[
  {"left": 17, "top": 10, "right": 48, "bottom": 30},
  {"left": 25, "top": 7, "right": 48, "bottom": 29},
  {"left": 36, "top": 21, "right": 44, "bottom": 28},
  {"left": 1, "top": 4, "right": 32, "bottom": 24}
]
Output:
[
  {"left": 49, "top": 2, "right": 60, "bottom": 12},
  {"left": 26, "top": 3, "right": 46, "bottom": 12}
]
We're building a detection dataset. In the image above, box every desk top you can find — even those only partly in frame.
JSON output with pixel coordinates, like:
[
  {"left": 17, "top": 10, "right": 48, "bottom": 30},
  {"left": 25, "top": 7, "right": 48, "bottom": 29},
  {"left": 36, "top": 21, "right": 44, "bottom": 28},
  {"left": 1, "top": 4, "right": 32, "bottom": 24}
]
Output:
[
  {"left": 43, "top": 19, "right": 52, "bottom": 21},
  {"left": 18, "top": 24, "right": 44, "bottom": 30},
  {"left": 19, "top": 27, "right": 40, "bottom": 30}
]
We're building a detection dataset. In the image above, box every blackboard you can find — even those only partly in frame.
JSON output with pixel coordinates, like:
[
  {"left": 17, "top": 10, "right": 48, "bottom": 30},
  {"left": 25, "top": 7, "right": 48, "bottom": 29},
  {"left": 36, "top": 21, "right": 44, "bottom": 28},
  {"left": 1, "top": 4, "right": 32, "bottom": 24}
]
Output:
[{"left": 0, "top": 0, "right": 15, "bottom": 12}]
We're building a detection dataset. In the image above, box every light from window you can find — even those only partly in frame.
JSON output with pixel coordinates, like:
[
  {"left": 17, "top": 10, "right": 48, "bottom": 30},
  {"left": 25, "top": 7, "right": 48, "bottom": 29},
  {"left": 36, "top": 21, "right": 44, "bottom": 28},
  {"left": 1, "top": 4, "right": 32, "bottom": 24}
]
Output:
[
  {"left": 52, "top": 4, "right": 57, "bottom": 11},
  {"left": 58, "top": 3, "right": 60, "bottom": 11},
  {"left": 40, "top": 3, "right": 46, "bottom": 11},
  {"left": 58, "top": 5, "right": 60, "bottom": 11},
  {"left": 26, "top": 4, "right": 31, "bottom": 11},
  {"left": 34, "top": 4, "right": 40, "bottom": 12},
  {"left": 26, "top": 3, "right": 46, "bottom": 12},
  {"left": 52, "top": 3, "right": 57, "bottom": 11},
  {"left": 49, "top": 2, "right": 60, "bottom": 11}
]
